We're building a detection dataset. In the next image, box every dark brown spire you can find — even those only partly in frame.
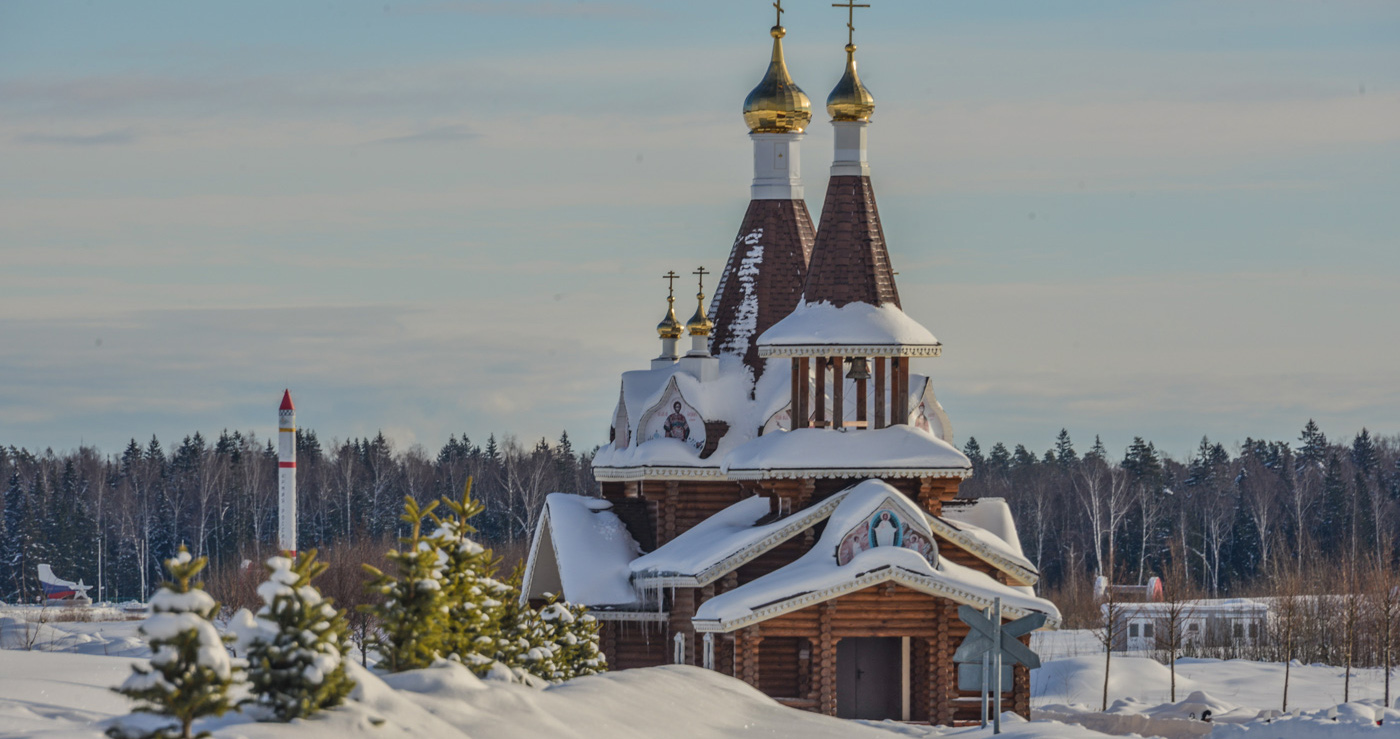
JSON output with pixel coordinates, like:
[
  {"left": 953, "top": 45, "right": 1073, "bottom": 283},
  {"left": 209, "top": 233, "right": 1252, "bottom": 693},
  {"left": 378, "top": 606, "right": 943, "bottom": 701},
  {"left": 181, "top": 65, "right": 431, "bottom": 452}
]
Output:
[
  {"left": 708, "top": 199, "right": 815, "bottom": 378},
  {"left": 802, "top": 175, "right": 900, "bottom": 308}
]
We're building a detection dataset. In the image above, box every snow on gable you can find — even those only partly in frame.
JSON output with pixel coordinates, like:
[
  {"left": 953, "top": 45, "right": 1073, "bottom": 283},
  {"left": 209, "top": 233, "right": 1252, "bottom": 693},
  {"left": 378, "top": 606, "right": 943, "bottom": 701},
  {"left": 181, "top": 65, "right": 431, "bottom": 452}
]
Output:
[
  {"left": 925, "top": 511, "right": 1039, "bottom": 587},
  {"left": 610, "top": 385, "right": 629, "bottom": 450},
  {"left": 756, "top": 300, "right": 942, "bottom": 356},
  {"left": 723, "top": 424, "right": 972, "bottom": 479},
  {"left": 692, "top": 480, "right": 1060, "bottom": 632},
  {"left": 522, "top": 494, "right": 642, "bottom": 609},
  {"left": 638, "top": 379, "right": 706, "bottom": 455},
  {"left": 630, "top": 489, "right": 850, "bottom": 587},
  {"left": 909, "top": 375, "right": 953, "bottom": 443}
]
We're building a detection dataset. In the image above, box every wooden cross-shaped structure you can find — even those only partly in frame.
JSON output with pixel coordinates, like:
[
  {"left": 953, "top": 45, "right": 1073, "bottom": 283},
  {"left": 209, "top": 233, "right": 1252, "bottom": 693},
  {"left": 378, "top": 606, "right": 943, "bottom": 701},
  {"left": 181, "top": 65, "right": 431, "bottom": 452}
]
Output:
[{"left": 832, "top": 0, "right": 871, "bottom": 46}]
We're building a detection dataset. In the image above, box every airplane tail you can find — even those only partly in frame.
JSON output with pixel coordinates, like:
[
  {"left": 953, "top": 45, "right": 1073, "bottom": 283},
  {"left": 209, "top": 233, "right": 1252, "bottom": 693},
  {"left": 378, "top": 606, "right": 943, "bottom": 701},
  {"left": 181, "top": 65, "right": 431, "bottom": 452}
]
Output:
[{"left": 38, "top": 564, "right": 92, "bottom": 602}]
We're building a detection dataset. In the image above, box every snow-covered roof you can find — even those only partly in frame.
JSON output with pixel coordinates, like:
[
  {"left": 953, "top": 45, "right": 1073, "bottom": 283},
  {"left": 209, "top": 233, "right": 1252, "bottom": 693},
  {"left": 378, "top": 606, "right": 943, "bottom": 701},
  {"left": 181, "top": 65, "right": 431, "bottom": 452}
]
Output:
[
  {"left": 722, "top": 425, "right": 972, "bottom": 480},
  {"left": 593, "top": 356, "right": 791, "bottom": 479},
  {"left": 692, "top": 481, "right": 1060, "bottom": 632},
  {"left": 756, "top": 300, "right": 942, "bottom": 357},
  {"left": 926, "top": 514, "right": 1038, "bottom": 587},
  {"left": 688, "top": 481, "right": 1058, "bottom": 632},
  {"left": 521, "top": 494, "right": 644, "bottom": 610},
  {"left": 629, "top": 490, "right": 851, "bottom": 587},
  {"left": 926, "top": 497, "right": 1038, "bottom": 586}
]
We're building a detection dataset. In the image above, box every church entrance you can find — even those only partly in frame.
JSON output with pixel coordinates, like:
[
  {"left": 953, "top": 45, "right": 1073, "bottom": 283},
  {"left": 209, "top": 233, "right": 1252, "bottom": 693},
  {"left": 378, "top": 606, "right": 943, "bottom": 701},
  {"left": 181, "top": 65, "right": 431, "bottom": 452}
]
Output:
[{"left": 836, "top": 637, "right": 903, "bottom": 720}]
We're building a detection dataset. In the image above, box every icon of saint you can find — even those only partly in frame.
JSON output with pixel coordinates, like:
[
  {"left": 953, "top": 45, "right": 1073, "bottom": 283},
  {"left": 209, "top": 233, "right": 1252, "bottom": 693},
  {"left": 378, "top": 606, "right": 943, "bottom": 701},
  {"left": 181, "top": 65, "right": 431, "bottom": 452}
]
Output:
[
  {"left": 872, "top": 511, "right": 899, "bottom": 547},
  {"left": 664, "top": 401, "right": 690, "bottom": 441}
]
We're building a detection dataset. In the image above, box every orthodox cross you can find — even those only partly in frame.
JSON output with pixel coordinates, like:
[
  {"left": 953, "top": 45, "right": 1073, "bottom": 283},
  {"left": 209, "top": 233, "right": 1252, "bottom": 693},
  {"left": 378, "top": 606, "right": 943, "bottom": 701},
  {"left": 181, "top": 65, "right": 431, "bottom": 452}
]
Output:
[
  {"left": 693, "top": 266, "right": 710, "bottom": 295},
  {"left": 773, "top": 0, "right": 784, "bottom": 27},
  {"left": 832, "top": 0, "right": 871, "bottom": 46},
  {"left": 663, "top": 270, "right": 679, "bottom": 300}
]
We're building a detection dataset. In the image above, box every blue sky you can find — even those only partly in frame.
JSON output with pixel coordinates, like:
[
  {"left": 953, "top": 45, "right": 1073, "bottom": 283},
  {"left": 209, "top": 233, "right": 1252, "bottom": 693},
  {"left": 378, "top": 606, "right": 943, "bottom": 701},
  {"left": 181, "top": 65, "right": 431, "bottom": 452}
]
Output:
[{"left": 2, "top": 0, "right": 1397, "bottom": 460}]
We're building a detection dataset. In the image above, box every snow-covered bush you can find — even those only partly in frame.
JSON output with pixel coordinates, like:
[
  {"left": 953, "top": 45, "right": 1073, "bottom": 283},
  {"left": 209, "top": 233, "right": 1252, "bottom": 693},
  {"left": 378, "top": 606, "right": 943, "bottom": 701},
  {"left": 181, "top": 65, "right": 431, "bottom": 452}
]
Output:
[
  {"left": 430, "top": 481, "right": 514, "bottom": 673},
  {"left": 234, "top": 550, "right": 354, "bottom": 721},
  {"left": 360, "top": 497, "right": 447, "bottom": 672},
  {"left": 110, "top": 546, "right": 241, "bottom": 739}
]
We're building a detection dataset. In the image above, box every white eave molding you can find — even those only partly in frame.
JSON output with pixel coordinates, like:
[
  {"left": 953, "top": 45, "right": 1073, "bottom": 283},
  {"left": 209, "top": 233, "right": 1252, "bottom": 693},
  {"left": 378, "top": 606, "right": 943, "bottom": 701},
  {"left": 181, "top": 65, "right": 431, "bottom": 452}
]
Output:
[
  {"left": 725, "top": 465, "right": 969, "bottom": 481},
  {"left": 592, "top": 465, "right": 726, "bottom": 481},
  {"left": 587, "top": 609, "right": 671, "bottom": 623},
  {"left": 757, "top": 343, "right": 943, "bottom": 358},
  {"left": 691, "top": 563, "right": 1060, "bottom": 634}
]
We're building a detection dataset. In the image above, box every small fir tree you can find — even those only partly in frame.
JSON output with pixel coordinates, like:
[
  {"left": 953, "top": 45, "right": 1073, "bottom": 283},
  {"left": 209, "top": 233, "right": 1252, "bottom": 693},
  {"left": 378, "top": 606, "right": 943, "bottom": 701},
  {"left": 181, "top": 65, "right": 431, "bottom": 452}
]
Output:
[
  {"left": 536, "top": 596, "right": 606, "bottom": 681},
  {"left": 360, "top": 497, "right": 447, "bottom": 672},
  {"left": 490, "top": 563, "right": 555, "bottom": 673},
  {"left": 430, "top": 479, "right": 513, "bottom": 673},
  {"left": 110, "top": 546, "right": 240, "bottom": 739},
  {"left": 239, "top": 550, "right": 354, "bottom": 721}
]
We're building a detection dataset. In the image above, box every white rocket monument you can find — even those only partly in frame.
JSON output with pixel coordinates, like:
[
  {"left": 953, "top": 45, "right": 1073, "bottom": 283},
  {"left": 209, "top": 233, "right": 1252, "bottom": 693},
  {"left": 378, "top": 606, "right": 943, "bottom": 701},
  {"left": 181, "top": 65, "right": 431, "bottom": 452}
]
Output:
[{"left": 278, "top": 389, "right": 297, "bottom": 554}]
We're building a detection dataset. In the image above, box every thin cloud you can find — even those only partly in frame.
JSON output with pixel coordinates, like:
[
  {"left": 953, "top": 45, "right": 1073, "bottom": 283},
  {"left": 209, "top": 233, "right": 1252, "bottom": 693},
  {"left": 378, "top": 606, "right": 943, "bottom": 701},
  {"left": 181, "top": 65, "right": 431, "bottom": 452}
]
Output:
[
  {"left": 14, "top": 129, "right": 138, "bottom": 146},
  {"left": 392, "top": 1, "right": 657, "bottom": 19},
  {"left": 373, "top": 124, "right": 479, "bottom": 145}
]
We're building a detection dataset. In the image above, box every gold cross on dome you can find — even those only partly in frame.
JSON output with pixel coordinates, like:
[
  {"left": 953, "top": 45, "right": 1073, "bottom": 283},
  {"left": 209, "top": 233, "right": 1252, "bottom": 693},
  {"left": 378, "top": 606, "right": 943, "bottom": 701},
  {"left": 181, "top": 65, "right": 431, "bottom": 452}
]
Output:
[
  {"left": 662, "top": 270, "right": 679, "bottom": 300},
  {"left": 773, "top": 0, "right": 784, "bottom": 26},
  {"left": 693, "top": 266, "right": 710, "bottom": 294},
  {"left": 832, "top": 0, "right": 871, "bottom": 46}
]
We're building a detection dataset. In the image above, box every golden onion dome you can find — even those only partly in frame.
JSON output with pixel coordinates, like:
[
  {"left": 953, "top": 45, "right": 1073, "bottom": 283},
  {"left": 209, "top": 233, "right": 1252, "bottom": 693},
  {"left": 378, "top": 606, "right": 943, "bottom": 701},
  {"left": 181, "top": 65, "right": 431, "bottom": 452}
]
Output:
[
  {"left": 826, "top": 44, "right": 875, "bottom": 122},
  {"left": 742, "top": 26, "right": 813, "bottom": 134},
  {"left": 657, "top": 297, "right": 683, "bottom": 339},
  {"left": 686, "top": 294, "right": 713, "bottom": 337}
]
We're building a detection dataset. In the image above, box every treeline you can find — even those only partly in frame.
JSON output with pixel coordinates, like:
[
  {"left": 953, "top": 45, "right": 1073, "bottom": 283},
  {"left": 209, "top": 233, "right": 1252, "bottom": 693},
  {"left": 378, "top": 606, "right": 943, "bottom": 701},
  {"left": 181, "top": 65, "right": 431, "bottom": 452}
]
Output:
[
  {"left": 0, "top": 430, "right": 594, "bottom": 603},
  {"left": 960, "top": 421, "right": 1400, "bottom": 594}
]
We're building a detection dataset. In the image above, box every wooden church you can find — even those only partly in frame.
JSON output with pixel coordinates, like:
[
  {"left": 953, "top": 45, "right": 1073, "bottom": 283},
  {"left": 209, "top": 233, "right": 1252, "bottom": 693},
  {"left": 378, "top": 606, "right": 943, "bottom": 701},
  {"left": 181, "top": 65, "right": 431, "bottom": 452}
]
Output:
[{"left": 521, "top": 5, "right": 1059, "bottom": 725}]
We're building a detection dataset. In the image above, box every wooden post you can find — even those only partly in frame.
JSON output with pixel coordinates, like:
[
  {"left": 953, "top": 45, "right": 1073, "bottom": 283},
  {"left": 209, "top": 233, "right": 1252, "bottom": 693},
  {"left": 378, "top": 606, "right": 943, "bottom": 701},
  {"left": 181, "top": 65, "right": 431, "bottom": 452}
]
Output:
[
  {"left": 890, "top": 357, "right": 904, "bottom": 424},
  {"left": 899, "top": 358, "right": 911, "bottom": 423},
  {"left": 831, "top": 357, "right": 844, "bottom": 429},
  {"left": 873, "top": 357, "right": 886, "bottom": 429},
  {"left": 790, "top": 357, "right": 801, "bottom": 430},
  {"left": 662, "top": 479, "right": 679, "bottom": 545},
  {"left": 856, "top": 370, "right": 868, "bottom": 429},
  {"left": 813, "top": 357, "right": 827, "bottom": 427},
  {"left": 797, "top": 357, "right": 810, "bottom": 428},
  {"left": 818, "top": 602, "right": 838, "bottom": 716},
  {"left": 936, "top": 601, "right": 957, "bottom": 725}
]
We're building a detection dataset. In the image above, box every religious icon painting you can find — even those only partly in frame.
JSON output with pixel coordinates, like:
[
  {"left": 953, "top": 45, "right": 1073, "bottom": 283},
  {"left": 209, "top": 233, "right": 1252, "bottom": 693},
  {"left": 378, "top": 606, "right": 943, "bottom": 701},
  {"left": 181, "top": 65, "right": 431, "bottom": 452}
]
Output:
[
  {"left": 640, "top": 380, "right": 706, "bottom": 454},
  {"left": 835, "top": 499, "right": 939, "bottom": 567}
]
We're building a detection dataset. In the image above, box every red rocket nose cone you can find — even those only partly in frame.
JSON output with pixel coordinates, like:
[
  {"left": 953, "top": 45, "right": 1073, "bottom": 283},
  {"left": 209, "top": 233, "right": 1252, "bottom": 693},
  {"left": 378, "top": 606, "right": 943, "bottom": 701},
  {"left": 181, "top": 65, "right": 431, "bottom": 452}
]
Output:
[{"left": 280, "top": 389, "right": 295, "bottom": 411}]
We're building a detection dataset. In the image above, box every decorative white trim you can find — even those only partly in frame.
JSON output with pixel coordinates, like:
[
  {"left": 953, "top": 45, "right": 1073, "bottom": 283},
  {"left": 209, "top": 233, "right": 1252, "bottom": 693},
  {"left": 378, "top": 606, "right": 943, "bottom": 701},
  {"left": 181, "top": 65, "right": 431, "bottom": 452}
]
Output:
[
  {"left": 758, "top": 343, "right": 943, "bottom": 358},
  {"left": 588, "top": 610, "right": 671, "bottom": 623},
  {"left": 724, "top": 466, "right": 969, "bottom": 481},
  {"left": 691, "top": 564, "right": 1060, "bottom": 633},
  {"left": 925, "top": 514, "right": 1039, "bottom": 587},
  {"left": 592, "top": 465, "right": 725, "bottom": 481},
  {"left": 633, "top": 492, "right": 850, "bottom": 588},
  {"left": 519, "top": 509, "right": 552, "bottom": 606}
]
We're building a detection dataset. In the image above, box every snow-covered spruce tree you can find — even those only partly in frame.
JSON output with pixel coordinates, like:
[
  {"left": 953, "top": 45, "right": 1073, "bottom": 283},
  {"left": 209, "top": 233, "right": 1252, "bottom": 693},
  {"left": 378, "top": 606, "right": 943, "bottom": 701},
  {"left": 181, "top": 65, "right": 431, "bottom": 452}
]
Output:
[
  {"left": 241, "top": 550, "right": 354, "bottom": 721},
  {"left": 110, "top": 546, "right": 240, "bottom": 739},
  {"left": 490, "top": 562, "right": 554, "bottom": 674},
  {"left": 429, "top": 479, "right": 513, "bottom": 673},
  {"left": 535, "top": 596, "right": 605, "bottom": 681},
  {"left": 360, "top": 497, "right": 446, "bottom": 672}
]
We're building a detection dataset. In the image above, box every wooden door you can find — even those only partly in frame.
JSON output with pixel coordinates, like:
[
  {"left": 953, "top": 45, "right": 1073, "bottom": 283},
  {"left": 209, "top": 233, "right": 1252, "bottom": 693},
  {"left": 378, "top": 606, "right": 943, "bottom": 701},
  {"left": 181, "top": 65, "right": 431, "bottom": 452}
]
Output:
[{"left": 836, "top": 637, "right": 902, "bottom": 720}]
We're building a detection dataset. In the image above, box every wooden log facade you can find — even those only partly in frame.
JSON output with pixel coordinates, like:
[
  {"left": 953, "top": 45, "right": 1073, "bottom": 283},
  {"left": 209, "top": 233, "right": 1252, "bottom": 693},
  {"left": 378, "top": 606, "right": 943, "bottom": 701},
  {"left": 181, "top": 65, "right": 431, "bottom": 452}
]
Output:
[{"left": 593, "top": 472, "right": 1036, "bottom": 724}]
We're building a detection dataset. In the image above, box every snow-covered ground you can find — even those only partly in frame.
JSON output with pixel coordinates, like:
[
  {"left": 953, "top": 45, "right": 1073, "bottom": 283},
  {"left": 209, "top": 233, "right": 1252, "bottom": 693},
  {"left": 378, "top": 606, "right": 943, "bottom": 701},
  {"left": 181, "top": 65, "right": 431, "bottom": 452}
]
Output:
[{"left": 2, "top": 613, "right": 1397, "bottom": 739}]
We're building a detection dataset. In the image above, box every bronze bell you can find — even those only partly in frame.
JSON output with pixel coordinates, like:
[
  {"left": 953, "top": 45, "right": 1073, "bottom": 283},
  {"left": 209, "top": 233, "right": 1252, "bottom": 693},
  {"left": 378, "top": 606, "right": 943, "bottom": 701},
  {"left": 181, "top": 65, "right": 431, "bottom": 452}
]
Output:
[{"left": 845, "top": 356, "right": 871, "bottom": 380}]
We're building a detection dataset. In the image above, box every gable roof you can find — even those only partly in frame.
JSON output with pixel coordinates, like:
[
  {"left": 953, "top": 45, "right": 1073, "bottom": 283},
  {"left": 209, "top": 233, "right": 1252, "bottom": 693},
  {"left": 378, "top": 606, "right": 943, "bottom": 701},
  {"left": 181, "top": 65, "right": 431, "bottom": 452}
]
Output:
[
  {"left": 630, "top": 490, "right": 851, "bottom": 588},
  {"left": 520, "top": 494, "right": 645, "bottom": 611},
  {"left": 690, "top": 480, "right": 1059, "bottom": 632},
  {"left": 722, "top": 425, "right": 971, "bottom": 480}
]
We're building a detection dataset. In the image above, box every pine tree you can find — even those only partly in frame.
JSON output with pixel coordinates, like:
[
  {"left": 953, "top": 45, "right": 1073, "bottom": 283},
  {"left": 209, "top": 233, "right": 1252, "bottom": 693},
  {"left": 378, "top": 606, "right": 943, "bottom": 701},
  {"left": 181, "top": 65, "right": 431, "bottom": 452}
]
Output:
[
  {"left": 535, "top": 596, "right": 606, "bottom": 681},
  {"left": 237, "top": 551, "right": 354, "bottom": 721},
  {"left": 987, "top": 443, "right": 1011, "bottom": 477},
  {"left": 110, "top": 546, "right": 239, "bottom": 739},
  {"left": 1054, "top": 429, "right": 1078, "bottom": 470},
  {"left": 962, "top": 437, "right": 984, "bottom": 474},
  {"left": 491, "top": 563, "right": 555, "bottom": 675},
  {"left": 1352, "top": 429, "right": 1378, "bottom": 477},
  {"left": 1297, "top": 419, "right": 1328, "bottom": 472},
  {"left": 360, "top": 497, "right": 446, "bottom": 672},
  {"left": 430, "top": 479, "right": 513, "bottom": 673}
]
